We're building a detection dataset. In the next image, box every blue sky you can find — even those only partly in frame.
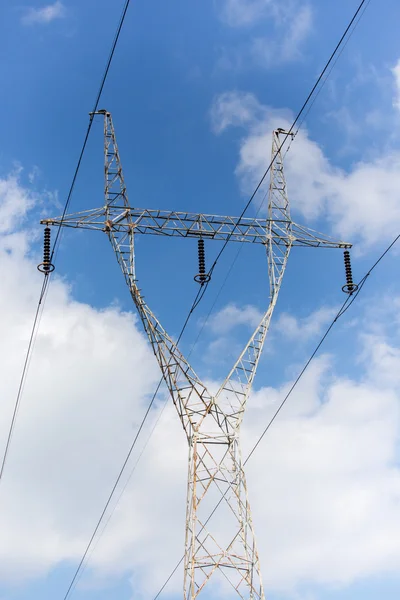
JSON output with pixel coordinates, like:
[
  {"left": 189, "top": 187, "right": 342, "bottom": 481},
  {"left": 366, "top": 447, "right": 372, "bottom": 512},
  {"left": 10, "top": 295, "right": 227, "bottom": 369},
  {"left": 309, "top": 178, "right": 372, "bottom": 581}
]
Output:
[{"left": 0, "top": 1, "right": 400, "bottom": 600}]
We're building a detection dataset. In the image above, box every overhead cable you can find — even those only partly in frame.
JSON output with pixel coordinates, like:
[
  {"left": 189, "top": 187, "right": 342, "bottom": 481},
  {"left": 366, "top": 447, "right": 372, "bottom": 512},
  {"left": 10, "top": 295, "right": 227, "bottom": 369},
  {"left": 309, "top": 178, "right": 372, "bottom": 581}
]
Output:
[
  {"left": 0, "top": 0, "right": 132, "bottom": 483},
  {"left": 56, "top": 2, "right": 374, "bottom": 594},
  {"left": 186, "top": 0, "right": 370, "bottom": 310},
  {"left": 58, "top": 284, "right": 204, "bottom": 600},
  {"left": 151, "top": 228, "right": 400, "bottom": 600}
]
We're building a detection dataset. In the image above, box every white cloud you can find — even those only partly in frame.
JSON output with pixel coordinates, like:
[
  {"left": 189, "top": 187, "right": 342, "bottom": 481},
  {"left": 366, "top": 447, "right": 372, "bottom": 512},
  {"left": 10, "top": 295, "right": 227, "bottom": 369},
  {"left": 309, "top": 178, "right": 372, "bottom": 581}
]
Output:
[
  {"left": 391, "top": 58, "right": 400, "bottom": 111},
  {"left": 244, "top": 351, "right": 400, "bottom": 591},
  {"left": 203, "top": 336, "right": 243, "bottom": 366},
  {"left": 21, "top": 1, "right": 66, "bottom": 26},
  {"left": 211, "top": 92, "right": 261, "bottom": 133},
  {"left": 218, "top": 1, "right": 313, "bottom": 69},
  {"left": 1, "top": 172, "right": 400, "bottom": 598},
  {"left": 283, "top": 4, "right": 312, "bottom": 58},
  {"left": 0, "top": 171, "right": 35, "bottom": 234},
  {"left": 359, "top": 333, "right": 400, "bottom": 388},
  {"left": 251, "top": 4, "right": 312, "bottom": 67},
  {"left": 206, "top": 303, "right": 263, "bottom": 334},
  {"left": 0, "top": 173, "right": 162, "bottom": 583},
  {"left": 210, "top": 90, "right": 291, "bottom": 134},
  {"left": 211, "top": 91, "right": 400, "bottom": 249},
  {"left": 276, "top": 306, "right": 338, "bottom": 340},
  {"left": 219, "top": 0, "right": 282, "bottom": 28}
]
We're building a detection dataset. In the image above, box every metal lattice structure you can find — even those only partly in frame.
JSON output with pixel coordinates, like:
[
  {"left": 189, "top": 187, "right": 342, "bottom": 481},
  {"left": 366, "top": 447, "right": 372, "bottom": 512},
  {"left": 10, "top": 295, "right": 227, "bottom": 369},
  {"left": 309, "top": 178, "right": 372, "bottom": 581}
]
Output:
[{"left": 42, "top": 111, "right": 351, "bottom": 600}]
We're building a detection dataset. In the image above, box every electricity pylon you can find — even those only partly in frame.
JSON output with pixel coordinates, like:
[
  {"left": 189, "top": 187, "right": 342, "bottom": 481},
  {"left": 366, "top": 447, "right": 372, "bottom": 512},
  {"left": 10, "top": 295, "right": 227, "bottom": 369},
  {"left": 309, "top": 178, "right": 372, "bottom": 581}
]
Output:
[{"left": 42, "top": 111, "right": 350, "bottom": 600}]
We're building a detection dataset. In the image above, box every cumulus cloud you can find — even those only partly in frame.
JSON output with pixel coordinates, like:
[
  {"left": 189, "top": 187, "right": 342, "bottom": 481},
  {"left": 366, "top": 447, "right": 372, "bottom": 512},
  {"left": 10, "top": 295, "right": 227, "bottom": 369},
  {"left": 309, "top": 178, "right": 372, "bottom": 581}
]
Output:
[
  {"left": 251, "top": 4, "right": 312, "bottom": 67},
  {"left": 218, "top": 1, "right": 313, "bottom": 68},
  {"left": 0, "top": 171, "right": 35, "bottom": 234},
  {"left": 244, "top": 347, "right": 400, "bottom": 591},
  {"left": 0, "top": 173, "right": 161, "bottom": 583},
  {"left": 391, "top": 58, "right": 400, "bottom": 111},
  {"left": 1, "top": 172, "right": 400, "bottom": 598},
  {"left": 210, "top": 91, "right": 400, "bottom": 249},
  {"left": 275, "top": 306, "right": 338, "bottom": 340},
  {"left": 21, "top": 1, "right": 66, "bottom": 26},
  {"left": 206, "top": 303, "right": 263, "bottom": 334},
  {"left": 210, "top": 91, "right": 292, "bottom": 137},
  {"left": 219, "top": 0, "right": 283, "bottom": 27}
]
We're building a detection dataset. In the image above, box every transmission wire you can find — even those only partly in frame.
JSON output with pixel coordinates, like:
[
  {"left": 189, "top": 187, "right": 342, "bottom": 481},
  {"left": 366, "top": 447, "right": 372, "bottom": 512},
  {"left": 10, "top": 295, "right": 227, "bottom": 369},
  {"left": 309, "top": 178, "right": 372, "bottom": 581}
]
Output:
[
  {"left": 74, "top": 393, "right": 171, "bottom": 584},
  {"left": 295, "top": 0, "right": 371, "bottom": 135},
  {"left": 57, "top": 280, "right": 205, "bottom": 599},
  {"left": 184, "top": 0, "right": 370, "bottom": 311},
  {"left": 188, "top": 0, "right": 371, "bottom": 349},
  {"left": 56, "top": 0, "right": 373, "bottom": 590},
  {"left": 151, "top": 3, "right": 380, "bottom": 582},
  {"left": 0, "top": 0, "right": 133, "bottom": 483},
  {"left": 151, "top": 227, "right": 400, "bottom": 600},
  {"left": 188, "top": 0, "right": 372, "bottom": 354}
]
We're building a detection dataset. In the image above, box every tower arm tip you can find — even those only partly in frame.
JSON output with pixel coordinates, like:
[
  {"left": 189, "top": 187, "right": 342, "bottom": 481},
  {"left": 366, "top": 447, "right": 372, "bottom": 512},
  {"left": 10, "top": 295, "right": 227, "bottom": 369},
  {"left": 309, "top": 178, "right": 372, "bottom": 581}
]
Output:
[
  {"left": 40, "top": 207, "right": 108, "bottom": 231},
  {"left": 291, "top": 221, "right": 352, "bottom": 249}
]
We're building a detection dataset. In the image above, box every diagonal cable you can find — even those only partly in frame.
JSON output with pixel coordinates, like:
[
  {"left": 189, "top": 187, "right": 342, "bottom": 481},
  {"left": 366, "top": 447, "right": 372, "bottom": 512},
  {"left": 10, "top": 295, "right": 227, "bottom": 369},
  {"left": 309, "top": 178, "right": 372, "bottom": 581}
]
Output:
[
  {"left": 0, "top": 0, "right": 132, "bottom": 483},
  {"left": 54, "top": 1, "right": 373, "bottom": 592},
  {"left": 151, "top": 227, "right": 400, "bottom": 600}
]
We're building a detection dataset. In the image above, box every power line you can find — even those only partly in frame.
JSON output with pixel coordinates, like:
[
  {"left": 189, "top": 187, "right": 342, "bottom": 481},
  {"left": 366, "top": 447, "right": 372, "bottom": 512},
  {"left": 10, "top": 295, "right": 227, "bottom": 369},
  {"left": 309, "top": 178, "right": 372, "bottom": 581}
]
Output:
[
  {"left": 57, "top": 285, "right": 204, "bottom": 599},
  {"left": 59, "top": 281, "right": 222, "bottom": 597},
  {"left": 73, "top": 392, "right": 171, "bottom": 587},
  {"left": 60, "top": 378, "right": 163, "bottom": 600},
  {"left": 294, "top": 0, "right": 372, "bottom": 134},
  {"left": 184, "top": 0, "right": 371, "bottom": 357},
  {"left": 0, "top": 281, "right": 49, "bottom": 481},
  {"left": 185, "top": 0, "right": 372, "bottom": 386},
  {"left": 52, "top": 0, "right": 132, "bottom": 260},
  {"left": 184, "top": 0, "right": 370, "bottom": 310},
  {"left": 56, "top": 0, "right": 373, "bottom": 590},
  {"left": 0, "top": 0, "right": 132, "bottom": 484},
  {"left": 151, "top": 228, "right": 400, "bottom": 600}
]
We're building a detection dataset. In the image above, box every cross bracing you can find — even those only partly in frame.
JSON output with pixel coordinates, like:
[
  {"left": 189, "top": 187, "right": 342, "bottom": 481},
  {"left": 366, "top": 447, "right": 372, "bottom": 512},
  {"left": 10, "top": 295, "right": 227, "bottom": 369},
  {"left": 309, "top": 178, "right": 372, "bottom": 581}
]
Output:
[
  {"left": 41, "top": 110, "right": 351, "bottom": 600},
  {"left": 43, "top": 205, "right": 350, "bottom": 249}
]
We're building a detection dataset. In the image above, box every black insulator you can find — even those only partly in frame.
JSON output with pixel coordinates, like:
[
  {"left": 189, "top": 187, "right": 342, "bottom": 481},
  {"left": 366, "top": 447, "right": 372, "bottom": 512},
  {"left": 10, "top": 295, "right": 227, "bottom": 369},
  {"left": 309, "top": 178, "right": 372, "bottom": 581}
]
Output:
[
  {"left": 342, "top": 249, "right": 358, "bottom": 294},
  {"left": 198, "top": 240, "right": 205, "bottom": 274},
  {"left": 37, "top": 227, "right": 55, "bottom": 274},
  {"left": 194, "top": 238, "right": 211, "bottom": 285}
]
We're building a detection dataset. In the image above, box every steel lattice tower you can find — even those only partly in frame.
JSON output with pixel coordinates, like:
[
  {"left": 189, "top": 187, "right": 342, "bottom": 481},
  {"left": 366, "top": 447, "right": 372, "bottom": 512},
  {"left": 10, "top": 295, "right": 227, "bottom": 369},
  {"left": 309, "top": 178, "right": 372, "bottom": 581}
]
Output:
[{"left": 42, "top": 111, "right": 350, "bottom": 600}]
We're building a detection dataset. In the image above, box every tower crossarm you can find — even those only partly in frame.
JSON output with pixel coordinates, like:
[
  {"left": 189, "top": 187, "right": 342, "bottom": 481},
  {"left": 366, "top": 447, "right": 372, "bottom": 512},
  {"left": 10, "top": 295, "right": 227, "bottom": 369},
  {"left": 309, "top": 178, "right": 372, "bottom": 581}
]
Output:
[
  {"left": 39, "top": 113, "right": 356, "bottom": 600},
  {"left": 41, "top": 206, "right": 351, "bottom": 249},
  {"left": 41, "top": 109, "right": 227, "bottom": 440}
]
